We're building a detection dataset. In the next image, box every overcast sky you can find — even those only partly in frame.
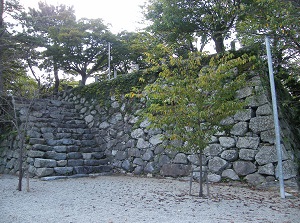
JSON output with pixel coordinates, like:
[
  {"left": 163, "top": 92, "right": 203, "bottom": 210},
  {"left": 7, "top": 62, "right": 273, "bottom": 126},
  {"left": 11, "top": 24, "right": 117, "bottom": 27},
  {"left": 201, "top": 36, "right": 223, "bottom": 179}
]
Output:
[{"left": 20, "top": 0, "right": 147, "bottom": 33}]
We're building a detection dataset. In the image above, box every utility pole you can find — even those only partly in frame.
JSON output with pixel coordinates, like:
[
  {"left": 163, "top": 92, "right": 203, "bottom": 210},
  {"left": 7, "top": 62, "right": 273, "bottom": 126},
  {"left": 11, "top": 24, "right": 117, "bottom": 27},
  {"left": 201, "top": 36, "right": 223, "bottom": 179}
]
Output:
[{"left": 265, "top": 36, "right": 285, "bottom": 199}]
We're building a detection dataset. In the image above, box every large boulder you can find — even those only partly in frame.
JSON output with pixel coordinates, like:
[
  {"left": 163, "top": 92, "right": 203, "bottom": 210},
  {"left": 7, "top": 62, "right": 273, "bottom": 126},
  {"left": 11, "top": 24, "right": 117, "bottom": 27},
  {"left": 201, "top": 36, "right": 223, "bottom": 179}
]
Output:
[
  {"left": 233, "top": 161, "right": 256, "bottom": 176},
  {"left": 160, "top": 164, "right": 191, "bottom": 177}
]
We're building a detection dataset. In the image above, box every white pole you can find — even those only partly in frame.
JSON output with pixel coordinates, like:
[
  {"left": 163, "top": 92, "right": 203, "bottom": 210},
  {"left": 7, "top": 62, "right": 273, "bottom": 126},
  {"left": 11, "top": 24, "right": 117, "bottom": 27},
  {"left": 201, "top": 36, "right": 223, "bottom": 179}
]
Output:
[
  {"left": 265, "top": 36, "right": 285, "bottom": 199},
  {"left": 108, "top": 42, "right": 111, "bottom": 80}
]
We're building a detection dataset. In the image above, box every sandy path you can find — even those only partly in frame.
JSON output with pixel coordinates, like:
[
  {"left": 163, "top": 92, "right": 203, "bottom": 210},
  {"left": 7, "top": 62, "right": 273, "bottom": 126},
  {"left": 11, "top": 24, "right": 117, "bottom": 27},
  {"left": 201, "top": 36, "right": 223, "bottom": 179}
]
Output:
[{"left": 0, "top": 174, "right": 299, "bottom": 223}]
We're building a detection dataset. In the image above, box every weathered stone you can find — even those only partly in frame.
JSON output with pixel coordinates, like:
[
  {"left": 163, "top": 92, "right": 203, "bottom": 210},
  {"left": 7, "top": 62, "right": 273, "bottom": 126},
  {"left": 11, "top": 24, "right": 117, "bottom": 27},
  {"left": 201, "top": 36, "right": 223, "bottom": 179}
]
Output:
[
  {"left": 221, "top": 150, "right": 238, "bottom": 161},
  {"left": 134, "top": 166, "right": 143, "bottom": 175},
  {"left": 136, "top": 138, "right": 150, "bottom": 149},
  {"left": 158, "top": 155, "right": 170, "bottom": 167},
  {"left": 125, "top": 139, "right": 136, "bottom": 148},
  {"left": 144, "top": 162, "right": 155, "bottom": 173},
  {"left": 221, "top": 169, "right": 240, "bottom": 180},
  {"left": 121, "top": 160, "right": 132, "bottom": 171},
  {"left": 173, "top": 153, "right": 188, "bottom": 164},
  {"left": 203, "top": 144, "right": 224, "bottom": 156},
  {"left": 29, "top": 138, "right": 45, "bottom": 145},
  {"left": 99, "top": 121, "right": 110, "bottom": 129},
  {"left": 32, "top": 144, "right": 51, "bottom": 152},
  {"left": 82, "top": 153, "right": 92, "bottom": 160},
  {"left": 107, "top": 139, "right": 117, "bottom": 149},
  {"left": 233, "top": 161, "right": 256, "bottom": 176},
  {"left": 169, "top": 139, "right": 183, "bottom": 148},
  {"left": 111, "top": 101, "right": 120, "bottom": 108},
  {"left": 115, "top": 151, "right": 127, "bottom": 161},
  {"left": 133, "top": 158, "right": 145, "bottom": 166},
  {"left": 249, "top": 116, "right": 274, "bottom": 133},
  {"left": 45, "top": 151, "right": 67, "bottom": 160},
  {"left": 187, "top": 154, "right": 207, "bottom": 165},
  {"left": 42, "top": 133, "right": 54, "bottom": 140},
  {"left": 234, "top": 109, "right": 253, "bottom": 122},
  {"left": 5, "top": 159, "right": 15, "bottom": 169},
  {"left": 27, "top": 130, "right": 41, "bottom": 138},
  {"left": 66, "top": 146, "right": 79, "bottom": 152},
  {"left": 142, "top": 150, "right": 154, "bottom": 161},
  {"left": 230, "top": 122, "right": 248, "bottom": 136},
  {"left": 108, "top": 113, "right": 123, "bottom": 124},
  {"left": 74, "top": 166, "right": 94, "bottom": 174},
  {"left": 275, "top": 160, "right": 298, "bottom": 180},
  {"left": 35, "top": 168, "right": 54, "bottom": 177},
  {"left": 149, "top": 134, "right": 163, "bottom": 146},
  {"left": 34, "top": 158, "right": 56, "bottom": 168},
  {"left": 53, "top": 146, "right": 67, "bottom": 153},
  {"left": 248, "top": 94, "right": 269, "bottom": 107},
  {"left": 219, "top": 137, "right": 236, "bottom": 148},
  {"left": 239, "top": 149, "right": 257, "bottom": 161},
  {"left": 208, "top": 173, "right": 221, "bottom": 183},
  {"left": 84, "top": 160, "right": 102, "bottom": 166},
  {"left": 114, "top": 142, "right": 126, "bottom": 151},
  {"left": 140, "top": 119, "right": 151, "bottom": 128},
  {"left": 148, "top": 128, "right": 162, "bottom": 135},
  {"left": 208, "top": 157, "right": 228, "bottom": 174},
  {"left": 220, "top": 117, "right": 235, "bottom": 126},
  {"left": 128, "top": 148, "right": 141, "bottom": 157},
  {"left": 236, "top": 86, "right": 253, "bottom": 99},
  {"left": 236, "top": 137, "right": 260, "bottom": 149},
  {"left": 131, "top": 128, "right": 144, "bottom": 139},
  {"left": 62, "top": 139, "right": 74, "bottom": 145},
  {"left": 245, "top": 173, "right": 266, "bottom": 186},
  {"left": 28, "top": 150, "right": 45, "bottom": 158},
  {"left": 91, "top": 152, "right": 105, "bottom": 159},
  {"left": 41, "top": 127, "right": 54, "bottom": 134},
  {"left": 54, "top": 167, "right": 73, "bottom": 175},
  {"left": 57, "top": 160, "right": 67, "bottom": 167},
  {"left": 160, "top": 164, "right": 191, "bottom": 177},
  {"left": 255, "top": 145, "right": 287, "bottom": 165},
  {"left": 258, "top": 163, "right": 275, "bottom": 175},
  {"left": 67, "top": 159, "right": 84, "bottom": 167},
  {"left": 84, "top": 115, "right": 94, "bottom": 124},
  {"left": 256, "top": 104, "right": 272, "bottom": 116},
  {"left": 260, "top": 130, "right": 275, "bottom": 143}
]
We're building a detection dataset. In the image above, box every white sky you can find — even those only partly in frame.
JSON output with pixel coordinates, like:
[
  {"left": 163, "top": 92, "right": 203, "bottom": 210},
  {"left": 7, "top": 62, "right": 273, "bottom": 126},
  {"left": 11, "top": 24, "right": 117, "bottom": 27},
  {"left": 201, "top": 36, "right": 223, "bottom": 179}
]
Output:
[{"left": 20, "top": 0, "right": 147, "bottom": 33}]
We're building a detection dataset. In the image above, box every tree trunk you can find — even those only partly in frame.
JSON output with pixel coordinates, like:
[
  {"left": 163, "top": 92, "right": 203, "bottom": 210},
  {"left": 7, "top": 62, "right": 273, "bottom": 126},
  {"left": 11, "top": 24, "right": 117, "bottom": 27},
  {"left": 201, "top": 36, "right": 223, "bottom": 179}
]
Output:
[
  {"left": 212, "top": 33, "right": 225, "bottom": 54},
  {"left": 53, "top": 63, "right": 59, "bottom": 94},
  {"left": 197, "top": 152, "right": 203, "bottom": 197},
  {"left": 81, "top": 73, "right": 87, "bottom": 86},
  {"left": 17, "top": 144, "right": 23, "bottom": 191}
]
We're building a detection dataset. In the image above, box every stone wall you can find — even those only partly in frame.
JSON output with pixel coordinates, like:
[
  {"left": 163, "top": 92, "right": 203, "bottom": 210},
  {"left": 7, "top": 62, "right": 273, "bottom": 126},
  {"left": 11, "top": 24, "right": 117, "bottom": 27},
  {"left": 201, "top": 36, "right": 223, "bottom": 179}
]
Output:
[{"left": 0, "top": 74, "right": 299, "bottom": 186}]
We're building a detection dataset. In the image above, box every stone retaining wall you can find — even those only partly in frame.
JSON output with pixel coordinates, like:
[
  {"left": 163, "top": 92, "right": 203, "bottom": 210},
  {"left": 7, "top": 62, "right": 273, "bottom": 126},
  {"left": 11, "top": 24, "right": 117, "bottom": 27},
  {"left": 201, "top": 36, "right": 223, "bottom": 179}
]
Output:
[{"left": 0, "top": 74, "right": 299, "bottom": 186}]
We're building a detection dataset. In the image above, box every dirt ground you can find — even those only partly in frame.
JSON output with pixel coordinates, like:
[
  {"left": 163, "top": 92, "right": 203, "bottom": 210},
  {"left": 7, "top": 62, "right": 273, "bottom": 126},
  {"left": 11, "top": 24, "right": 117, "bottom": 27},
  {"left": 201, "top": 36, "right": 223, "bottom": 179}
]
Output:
[{"left": 0, "top": 174, "right": 299, "bottom": 223}]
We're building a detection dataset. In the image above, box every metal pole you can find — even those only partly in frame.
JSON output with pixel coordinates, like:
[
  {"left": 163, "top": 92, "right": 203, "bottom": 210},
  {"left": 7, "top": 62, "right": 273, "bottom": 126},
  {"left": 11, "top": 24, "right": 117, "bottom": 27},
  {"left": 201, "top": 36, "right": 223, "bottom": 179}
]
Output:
[
  {"left": 108, "top": 42, "right": 111, "bottom": 80},
  {"left": 265, "top": 36, "right": 285, "bottom": 199}
]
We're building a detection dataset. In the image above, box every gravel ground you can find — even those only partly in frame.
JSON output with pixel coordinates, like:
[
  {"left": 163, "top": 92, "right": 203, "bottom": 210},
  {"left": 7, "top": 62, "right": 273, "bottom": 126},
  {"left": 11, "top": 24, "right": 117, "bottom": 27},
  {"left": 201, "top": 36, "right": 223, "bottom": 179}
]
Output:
[{"left": 0, "top": 174, "right": 299, "bottom": 223}]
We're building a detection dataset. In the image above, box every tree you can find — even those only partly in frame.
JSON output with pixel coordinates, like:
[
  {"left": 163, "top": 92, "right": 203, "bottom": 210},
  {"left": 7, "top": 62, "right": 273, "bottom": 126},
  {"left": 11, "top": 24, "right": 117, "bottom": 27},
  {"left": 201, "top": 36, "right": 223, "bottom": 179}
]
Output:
[
  {"left": 109, "top": 31, "right": 144, "bottom": 74},
  {"left": 57, "top": 18, "right": 113, "bottom": 85},
  {"left": 21, "top": 2, "right": 76, "bottom": 93},
  {"left": 237, "top": 0, "right": 300, "bottom": 58},
  {"left": 135, "top": 51, "right": 255, "bottom": 196},
  {"left": 144, "top": 0, "right": 242, "bottom": 54},
  {"left": 0, "top": 0, "right": 26, "bottom": 95},
  {"left": 236, "top": 0, "right": 300, "bottom": 117}
]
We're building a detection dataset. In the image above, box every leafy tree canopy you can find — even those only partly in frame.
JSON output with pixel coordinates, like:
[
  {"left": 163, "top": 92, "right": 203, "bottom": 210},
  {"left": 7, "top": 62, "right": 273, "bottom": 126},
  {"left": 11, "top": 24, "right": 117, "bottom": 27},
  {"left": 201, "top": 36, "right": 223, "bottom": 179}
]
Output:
[
  {"left": 144, "top": 0, "right": 242, "bottom": 53},
  {"left": 134, "top": 51, "right": 257, "bottom": 152}
]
